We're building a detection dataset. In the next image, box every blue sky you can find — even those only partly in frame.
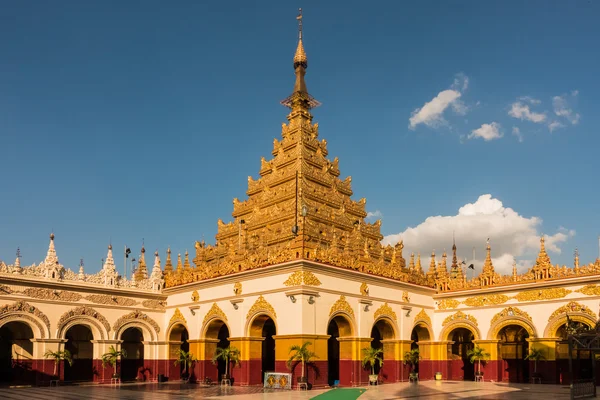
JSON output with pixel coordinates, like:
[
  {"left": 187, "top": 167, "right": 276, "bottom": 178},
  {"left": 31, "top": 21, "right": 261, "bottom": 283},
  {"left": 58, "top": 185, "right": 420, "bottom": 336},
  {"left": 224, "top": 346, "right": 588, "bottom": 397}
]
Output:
[{"left": 1, "top": 1, "right": 598, "bottom": 275}]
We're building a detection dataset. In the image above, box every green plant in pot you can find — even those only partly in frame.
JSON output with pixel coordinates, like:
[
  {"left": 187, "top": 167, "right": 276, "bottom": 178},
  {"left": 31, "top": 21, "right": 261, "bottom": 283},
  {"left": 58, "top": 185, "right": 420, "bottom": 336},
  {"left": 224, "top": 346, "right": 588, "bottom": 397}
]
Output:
[
  {"left": 467, "top": 346, "right": 490, "bottom": 379},
  {"left": 212, "top": 346, "right": 240, "bottom": 383},
  {"left": 174, "top": 349, "right": 197, "bottom": 382},
  {"left": 44, "top": 349, "right": 73, "bottom": 380},
  {"left": 101, "top": 345, "right": 127, "bottom": 379},
  {"left": 403, "top": 348, "right": 420, "bottom": 381},
  {"left": 286, "top": 341, "right": 319, "bottom": 384},
  {"left": 525, "top": 348, "right": 545, "bottom": 378},
  {"left": 361, "top": 346, "right": 383, "bottom": 385}
]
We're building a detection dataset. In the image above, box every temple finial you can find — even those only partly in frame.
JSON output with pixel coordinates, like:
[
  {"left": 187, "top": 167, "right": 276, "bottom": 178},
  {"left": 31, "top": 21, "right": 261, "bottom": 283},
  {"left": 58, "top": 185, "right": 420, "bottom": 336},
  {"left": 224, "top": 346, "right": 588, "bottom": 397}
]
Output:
[{"left": 297, "top": 8, "right": 303, "bottom": 40}]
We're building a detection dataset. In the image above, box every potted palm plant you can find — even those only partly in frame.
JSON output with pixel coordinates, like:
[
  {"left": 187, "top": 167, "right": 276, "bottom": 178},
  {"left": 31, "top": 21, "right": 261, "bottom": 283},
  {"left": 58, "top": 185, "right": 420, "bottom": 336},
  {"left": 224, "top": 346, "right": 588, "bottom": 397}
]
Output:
[
  {"left": 44, "top": 349, "right": 73, "bottom": 380},
  {"left": 174, "top": 349, "right": 197, "bottom": 382},
  {"left": 403, "top": 348, "right": 420, "bottom": 382},
  {"left": 101, "top": 345, "right": 127, "bottom": 379},
  {"left": 361, "top": 347, "right": 383, "bottom": 385},
  {"left": 525, "top": 348, "right": 545, "bottom": 379},
  {"left": 467, "top": 346, "right": 490, "bottom": 379},
  {"left": 286, "top": 341, "right": 319, "bottom": 384},
  {"left": 211, "top": 346, "right": 240, "bottom": 384}
]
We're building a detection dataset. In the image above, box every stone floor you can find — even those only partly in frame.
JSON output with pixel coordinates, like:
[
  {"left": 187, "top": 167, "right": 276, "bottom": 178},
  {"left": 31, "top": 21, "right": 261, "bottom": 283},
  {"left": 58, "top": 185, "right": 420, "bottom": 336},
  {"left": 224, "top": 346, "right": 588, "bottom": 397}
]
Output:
[{"left": 0, "top": 380, "right": 585, "bottom": 399}]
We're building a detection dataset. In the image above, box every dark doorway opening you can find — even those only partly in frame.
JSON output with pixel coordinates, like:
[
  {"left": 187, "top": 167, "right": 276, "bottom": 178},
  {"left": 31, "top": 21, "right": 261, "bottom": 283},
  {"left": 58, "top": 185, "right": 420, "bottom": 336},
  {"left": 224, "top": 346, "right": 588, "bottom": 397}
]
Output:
[
  {"left": 121, "top": 327, "right": 144, "bottom": 382},
  {"left": 64, "top": 325, "right": 94, "bottom": 382}
]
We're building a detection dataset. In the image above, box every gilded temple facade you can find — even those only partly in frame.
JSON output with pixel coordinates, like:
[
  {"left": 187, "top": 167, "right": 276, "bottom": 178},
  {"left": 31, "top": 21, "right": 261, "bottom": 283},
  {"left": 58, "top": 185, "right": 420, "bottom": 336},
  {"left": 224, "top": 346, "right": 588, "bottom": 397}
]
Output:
[{"left": 2, "top": 12, "right": 600, "bottom": 388}]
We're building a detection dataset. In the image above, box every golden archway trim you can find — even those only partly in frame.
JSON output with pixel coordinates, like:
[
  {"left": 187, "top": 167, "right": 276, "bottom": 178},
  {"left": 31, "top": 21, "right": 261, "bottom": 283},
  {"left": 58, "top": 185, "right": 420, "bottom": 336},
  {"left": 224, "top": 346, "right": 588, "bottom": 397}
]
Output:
[
  {"left": 247, "top": 295, "right": 276, "bottom": 320},
  {"left": 203, "top": 303, "right": 228, "bottom": 327},
  {"left": 414, "top": 309, "right": 432, "bottom": 326},
  {"left": 57, "top": 306, "right": 110, "bottom": 338},
  {"left": 329, "top": 295, "right": 355, "bottom": 319},
  {"left": 0, "top": 301, "right": 50, "bottom": 338},
  {"left": 545, "top": 313, "right": 597, "bottom": 338},
  {"left": 488, "top": 307, "right": 536, "bottom": 339},
  {"left": 547, "top": 301, "right": 595, "bottom": 322},
  {"left": 113, "top": 310, "right": 160, "bottom": 336},
  {"left": 169, "top": 308, "right": 187, "bottom": 326},
  {"left": 491, "top": 306, "right": 532, "bottom": 324},
  {"left": 440, "top": 321, "right": 481, "bottom": 341},
  {"left": 374, "top": 302, "right": 397, "bottom": 322},
  {"left": 443, "top": 311, "right": 478, "bottom": 327}
]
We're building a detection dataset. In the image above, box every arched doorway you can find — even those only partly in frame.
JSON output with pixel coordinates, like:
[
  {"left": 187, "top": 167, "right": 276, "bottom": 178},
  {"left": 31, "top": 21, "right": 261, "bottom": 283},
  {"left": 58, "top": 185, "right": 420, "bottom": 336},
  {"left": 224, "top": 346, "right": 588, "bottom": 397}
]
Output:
[
  {"left": 498, "top": 325, "right": 529, "bottom": 382},
  {"left": 410, "top": 324, "right": 431, "bottom": 374},
  {"left": 448, "top": 327, "right": 475, "bottom": 381},
  {"left": 371, "top": 319, "right": 396, "bottom": 382},
  {"left": 370, "top": 326, "right": 383, "bottom": 375},
  {"left": 0, "top": 321, "right": 34, "bottom": 385},
  {"left": 556, "top": 321, "right": 594, "bottom": 382},
  {"left": 204, "top": 319, "right": 230, "bottom": 381},
  {"left": 169, "top": 324, "right": 189, "bottom": 379},
  {"left": 327, "top": 315, "right": 353, "bottom": 386},
  {"left": 248, "top": 314, "right": 276, "bottom": 384},
  {"left": 64, "top": 325, "right": 94, "bottom": 382},
  {"left": 121, "top": 327, "right": 144, "bottom": 382}
]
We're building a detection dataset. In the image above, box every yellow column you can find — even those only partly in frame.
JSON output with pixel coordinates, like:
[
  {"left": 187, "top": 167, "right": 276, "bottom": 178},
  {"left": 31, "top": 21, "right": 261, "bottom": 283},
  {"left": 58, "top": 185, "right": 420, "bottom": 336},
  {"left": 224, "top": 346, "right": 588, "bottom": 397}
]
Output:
[
  {"left": 527, "top": 338, "right": 560, "bottom": 360},
  {"left": 473, "top": 340, "right": 500, "bottom": 361},
  {"left": 273, "top": 334, "right": 329, "bottom": 361},
  {"left": 417, "top": 341, "right": 451, "bottom": 361}
]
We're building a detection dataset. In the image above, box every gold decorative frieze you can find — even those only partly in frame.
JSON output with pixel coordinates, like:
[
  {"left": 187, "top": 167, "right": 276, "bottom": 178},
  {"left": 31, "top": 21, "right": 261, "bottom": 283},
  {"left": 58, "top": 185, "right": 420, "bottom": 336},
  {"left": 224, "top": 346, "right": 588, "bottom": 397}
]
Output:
[
  {"left": 0, "top": 285, "right": 13, "bottom": 294},
  {"left": 414, "top": 309, "right": 432, "bottom": 326},
  {"left": 22, "top": 288, "right": 82, "bottom": 302},
  {"left": 203, "top": 303, "right": 228, "bottom": 326},
  {"left": 329, "top": 295, "right": 355, "bottom": 319},
  {"left": 191, "top": 290, "right": 199, "bottom": 302},
  {"left": 402, "top": 291, "right": 410, "bottom": 303},
  {"left": 142, "top": 299, "right": 166, "bottom": 310},
  {"left": 113, "top": 310, "right": 160, "bottom": 334},
  {"left": 283, "top": 271, "right": 322, "bottom": 286},
  {"left": 169, "top": 308, "right": 187, "bottom": 326},
  {"left": 548, "top": 301, "right": 596, "bottom": 321},
  {"left": 360, "top": 282, "right": 369, "bottom": 296},
  {"left": 247, "top": 295, "right": 276, "bottom": 319},
  {"left": 85, "top": 294, "right": 139, "bottom": 306},
  {"left": 513, "top": 288, "right": 571, "bottom": 302},
  {"left": 463, "top": 294, "right": 510, "bottom": 307},
  {"left": 490, "top": 306, "right": 532, "bottom": 325},
  {"left": 374, "top": 302, "right": 397, "bottom": 322},
  {"left": 0, "top": 301, "right": 51, "bottom": 338},
  {"left": 233, "top": 282, "right": 242, "bottom": 296},
  {"left": 576, "top": 285, "right": 600, "bottom": 296},
  {"left": 58, "top": 306, "right": 111, "bottom": 335},
  {"left": 437, "top": 299, "right": 460, "bottom": 310},
  {"left": 443, "top": 311, "right": 478, "bottom": 327}
]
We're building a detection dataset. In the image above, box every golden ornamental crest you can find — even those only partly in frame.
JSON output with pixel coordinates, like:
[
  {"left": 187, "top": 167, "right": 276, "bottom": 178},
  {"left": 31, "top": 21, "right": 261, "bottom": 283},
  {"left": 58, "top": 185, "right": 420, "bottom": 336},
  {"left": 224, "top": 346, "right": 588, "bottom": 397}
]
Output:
[
  {"left": 374, "top": 302, "right": 397, "bottom": 322},
  {"left": 247, "top": 295, "right": 277, "bottom": 320},
  {"left": 202, "top": 303, "right": 228, "bottom": 326},
  {"left": 490, "top": 306, "right": 532, "bottom": 325},
  {"left": 283, "top": 271, "right": 322, "bottom": 286},
  {"left": 329, "top": 295, "right": 355, "bottom": 318},
  {"left": 169, "top": 308, "right": 187, "bottom": 326},
  {"left": 548, "top": 301, "right": 596, "bottom": 322},
  {"left": 442, "top": 310, "right": 478, "bottom": 327},
  {"left": 414, "top": 309, "right": 431, "bottom": 326}
]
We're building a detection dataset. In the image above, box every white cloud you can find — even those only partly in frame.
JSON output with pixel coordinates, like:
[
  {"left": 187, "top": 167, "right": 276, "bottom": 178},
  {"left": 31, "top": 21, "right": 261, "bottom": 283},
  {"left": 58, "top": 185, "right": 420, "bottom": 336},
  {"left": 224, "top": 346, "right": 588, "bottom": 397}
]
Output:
[
  {"left": 512, "top": 126, "right": 523, "bottom": 142},
  {"left": 519, "top": 96, "right": 541, "bottom": 105},
  {"left": 366, "top": 210, "right": 383, "bottom": 220},
  {"left": 548, "top": 121, "right": 565, "bottom": 132},
  {"left": 508, "top": 102, "right": 547, "bottom": 123},
  {"left": 409, "top": 74, "right": 470, "bottom": 129},
  {"left": 553, "top": 94, "right": 580, "bottom": 125},
  {"left": 468, "top": 122, "right": 503, "bottom": 141},
  {"left": 382, "top": 194, "right": 575, "bottom": 275}
]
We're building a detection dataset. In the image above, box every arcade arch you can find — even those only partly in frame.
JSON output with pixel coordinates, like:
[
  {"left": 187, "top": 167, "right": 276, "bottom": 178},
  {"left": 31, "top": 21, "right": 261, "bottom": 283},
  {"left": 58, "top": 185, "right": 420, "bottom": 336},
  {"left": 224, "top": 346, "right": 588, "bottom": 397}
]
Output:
[
  {"left": 248, "top": 314, "right": 277, "bottom": 383},
  {"left": 0, "top": 321, "right": 34, "bottom": 385},
  {"left": 120, "top": 327, "right": 144, "bottom": 382},
  {"left": 327, "top": 313, "right": 355, "bottom": 386},
  {"left": 64, "top": 324, "right": 94, "bottom": 382}
]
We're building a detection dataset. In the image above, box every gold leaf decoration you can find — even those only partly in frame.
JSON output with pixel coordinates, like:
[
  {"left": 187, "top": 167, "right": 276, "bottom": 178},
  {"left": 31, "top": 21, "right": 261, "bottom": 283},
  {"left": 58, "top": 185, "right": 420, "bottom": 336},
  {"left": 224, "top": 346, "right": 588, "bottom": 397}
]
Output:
[
  {"left": 283, "top": 271, "right": 322, "bottom": 286},
  {"left": 169, "top": 308, "right": 187, "bottom": 326},
  {"left": 402, "top": 291, "right": 410, "bottom": 302},
  {"left": 374, "top": 302, "right": 397, "bottom": 322},
  {"left": 437, "top": 299, "right": 460, "bottom": 310},
  {"left": 247, "top": 295, "right": 277, "bottom": 319},
  {"left": 548, "top": 301, "right": 596, "bottom": 322},
  {"left": 490, "top": 306, "right": 532, "bottom": 325},
  {"left": 191, "top": 290, "right": 199, "bottom": 302},
  {"left": 233, "top": 282, "right": 242, "bottom": 296},
  {"left": 442, "top": 311, "right": 478, "bottom": 327},
  {"left": 360, "top": 282, "right": 369, "bottom": 296},
  {"left": 203, "top": 303, "right": 228, "bottom": 326},
  {"left": 329, "top": 295, "right": 355, "bottom": 318},
  {"left": 414, "top": 309, "right": 432, "bottom": 326},
  {"left": 463, "top": 294, "right": 510, "bottom": 307},
  {"left": 513, "top": 288, "right": 572, "bottom": 302},
  {"left": 576, "top": 285, "right": 600, "bottom": 296}
]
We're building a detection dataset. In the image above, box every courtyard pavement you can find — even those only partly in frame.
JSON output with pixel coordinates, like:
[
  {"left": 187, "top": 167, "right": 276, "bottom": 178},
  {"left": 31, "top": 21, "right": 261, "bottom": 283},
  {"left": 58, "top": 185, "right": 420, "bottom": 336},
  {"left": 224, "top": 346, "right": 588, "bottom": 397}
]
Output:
[{"left": 0, "top": 380, "right": 584, "bottom": 399}]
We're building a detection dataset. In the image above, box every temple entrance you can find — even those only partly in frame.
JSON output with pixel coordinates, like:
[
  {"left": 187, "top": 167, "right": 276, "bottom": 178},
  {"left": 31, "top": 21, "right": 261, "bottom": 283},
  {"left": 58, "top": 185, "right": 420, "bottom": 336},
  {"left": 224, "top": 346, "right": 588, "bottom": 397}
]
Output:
[
  {"left": 64, "top": 325, "right": 94, "bottom": 382},
  {"left": 498, "top": 325, "right": 529, "bottom": 383},
  {"left": 0, "top": 321, "right": 34, "bottom": 385},
  {"left": 410, "top": 324, "right": 431, "bottom": 374},
  {"left": 327, "top": 315, "right": 353, "bottom": 386},
  {"left": 371, "top": 319, "right": 396, "bottom": 381},
  {"left": 204, "top": 319, "right": 230, "bottom": 381},
  {"left": 169, "top": 324, "right": 189, "bottom": 379},
  {"left": 261, "top": 318, "right": 276, "bottom": 382},
  {"left": 216, "top": 324, "right": 230, "bottom": 378},
  {"left": 557, "top": 321, "right": 594, "bottom": 382},
  {"left": 121, "top": 327, "right": 144, "bottom": 382},
  {"left": 370, "top": 325, "right": 383, "bottom": 375},
  {"left": 448, "top": 327, "right": 475, "bottom": 381}
]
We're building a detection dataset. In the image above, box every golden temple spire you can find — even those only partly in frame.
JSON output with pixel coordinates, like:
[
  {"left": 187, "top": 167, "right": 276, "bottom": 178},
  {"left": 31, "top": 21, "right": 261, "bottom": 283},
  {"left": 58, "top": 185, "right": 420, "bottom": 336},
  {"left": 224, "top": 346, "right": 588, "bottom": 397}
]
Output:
[
  {"left": 512, "top": 259, "right": 518, "bottom": 281},
  {"left": 409, "top": 252, "right": 415, "bottom": 271},
  {"left": 164, "top": 247, "right": 173, "bottom": 273},
  {"left": 574, "top": 248, "right": 580, "bottom": 270},
  {"left": 482, "top": 238, "right": 494, "bottom": 273},
  {"left": 416, "top": 253, "right": 422, "bottom": 272},
  {"left": 176, "top": 253, "right": 183, "bottom": 273},
  {"left": 429, "top": 251, "right": 436, "bottom": 274},
  {"left": 184, "top": 250, "right": 191, "bottom": 270}
]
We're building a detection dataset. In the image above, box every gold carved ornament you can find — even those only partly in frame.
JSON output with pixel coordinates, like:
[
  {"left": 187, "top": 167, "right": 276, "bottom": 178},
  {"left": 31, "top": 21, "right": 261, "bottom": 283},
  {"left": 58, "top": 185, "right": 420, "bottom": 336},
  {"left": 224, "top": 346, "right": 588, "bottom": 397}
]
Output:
[
  {"left": 191, "top": 290, "right": 199, "bottom": 302},
  {"left": 547, "top": 301, "right": 596, "bottom": 322},
  {"left": 442, "top": 311, "right": 478, "bottom": 327},
  {"left": 329, "top": 295, "right": 355, "bottom": 319},
  {"left": 490, "top": 306, "right": 532, "bottom": 325},
  {"left": 462, "top": 294, "right": 510, "bottom": 307},
  {"left": 203, "top": 303, "right": 228, "bottom": 326},
  {"left": 414, "top": 309, "right": 432, "bottom": 326},
  {"left": 576, "top": 285, "right": 600, "bottom": 296},
  {"left": 57, "top": 306, "right": 111, "bottom": 335},
  {"left": 374, "top": 302, "right": 397, "bottom": 322},
  {"left": 437, "top": 299, "right": 460, "bottom": 310},
  {"left": 402, "top": 291, "right": 410, "bottom": 302},
  {"left": 513, "top": 288, "right": 572, "bottom": 302},
  {"left": 360, "top": 282, "right": 369, "bottom": 296},
  {"left": 112, "top": 310, "right": 160, "bottom": 335},
  {"left": 169, "top": 308, "right": 187, "bottom": 326},
  {"left": 283, "top": 271, "right": 322, "bottom": 286},
  {"left": 233, "top": 282, "right": 242, "bottom": 296},
  {"left": 247, "top": 295, "right": 277, "bottom": 320},
  {"left": 0, "top": 301, "right": 51, "bottom": 337}
]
